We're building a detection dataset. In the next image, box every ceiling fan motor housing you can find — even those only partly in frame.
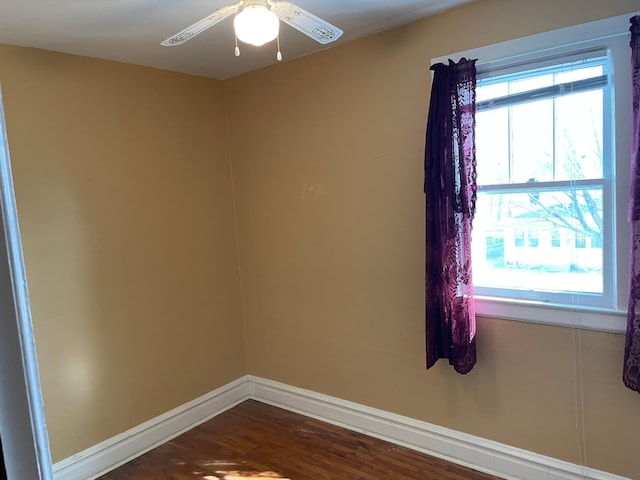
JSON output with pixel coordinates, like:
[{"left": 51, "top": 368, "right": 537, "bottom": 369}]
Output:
[{"left": 234, "top": 1, "right": 280, "bottom": 46}]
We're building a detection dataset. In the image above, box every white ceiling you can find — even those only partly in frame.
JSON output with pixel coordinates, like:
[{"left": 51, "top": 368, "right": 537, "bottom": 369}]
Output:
[{"left": 0, "top": 0, "right": 474, "bottom": 80}]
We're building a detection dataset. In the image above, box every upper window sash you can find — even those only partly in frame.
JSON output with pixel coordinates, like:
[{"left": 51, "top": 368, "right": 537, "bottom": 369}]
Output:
[{"left": 476, "top": 74, "right": 608, "bottom": 111}]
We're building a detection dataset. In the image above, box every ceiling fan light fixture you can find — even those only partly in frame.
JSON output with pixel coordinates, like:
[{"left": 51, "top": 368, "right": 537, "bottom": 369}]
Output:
[{"left": 234, "top": 4, "right": 280, "bottom": 47}]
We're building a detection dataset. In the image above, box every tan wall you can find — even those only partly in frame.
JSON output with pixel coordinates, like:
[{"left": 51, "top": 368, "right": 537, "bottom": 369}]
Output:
[
  {"left": 0, "top": 45, "right": 246, "bottom": 461},
  {"left": 225, "top": 0, "right": 640, "bottom": 477}
]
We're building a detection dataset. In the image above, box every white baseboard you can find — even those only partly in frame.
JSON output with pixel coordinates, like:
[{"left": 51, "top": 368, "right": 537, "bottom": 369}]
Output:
[
  {"left": 247, "top": 376, "right": 629, "bottom": 480},
  {"left": 53, "top": 375, "right": 630, "bottom": 480},
  {"left": 52, "top": 376, "right": 251, "bottom": 480}
]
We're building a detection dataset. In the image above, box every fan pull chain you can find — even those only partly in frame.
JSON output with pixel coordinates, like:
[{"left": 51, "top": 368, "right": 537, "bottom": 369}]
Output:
[
  {"left": 234, "top": 33, "right": 240, "bottom": 57},
  {"left": 276, "top": 35, "right": 282, "bottom": 61}
]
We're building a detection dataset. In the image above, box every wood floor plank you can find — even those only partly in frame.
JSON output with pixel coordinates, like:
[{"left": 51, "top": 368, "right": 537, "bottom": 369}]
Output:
[{"left": 98, "top": 400, "right": 502, "bottom": 480}]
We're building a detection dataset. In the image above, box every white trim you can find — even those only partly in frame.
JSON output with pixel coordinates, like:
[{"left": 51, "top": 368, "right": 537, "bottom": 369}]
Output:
[
  {"left": 53, "top": 376, "right": 631, "bottom": 480},
  {"left": 474, "top": 296, "right": 627, "bottom": 333},
  {"left": 52, "top": 376, "right": 251, "bottom": 480},
  {"left": 0, "top": 86, "right": 54, "bottom": 479},
  {"left": 431, "top": 12, "right": 638, "bottom": 67}
]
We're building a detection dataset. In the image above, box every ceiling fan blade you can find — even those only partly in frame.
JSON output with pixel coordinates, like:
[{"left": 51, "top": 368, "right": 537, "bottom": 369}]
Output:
[
  {"left": 161, "top": 3, "right": 240, "bottom": 46},
  {"left": 270, "top": 1, "right": 343, "bottom": 45}
]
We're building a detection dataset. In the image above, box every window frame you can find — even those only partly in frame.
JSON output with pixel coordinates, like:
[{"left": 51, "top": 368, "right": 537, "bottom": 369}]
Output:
[
  {"left": 474, "top": 51, "right": 613, "bottom": 309},
  {"left": 430, "top": 12, "right": 638, "bottom": 333}
]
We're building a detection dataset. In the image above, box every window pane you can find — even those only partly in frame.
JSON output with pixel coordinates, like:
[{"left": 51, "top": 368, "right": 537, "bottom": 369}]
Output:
[
  {"left": 509, "top": 73, "right": 553, "bottom": 94},
  {"left": 514, "top": 228, "right": 524, "bottom": 247},
  {"left": 472, "top": 187, "right": 603, "bottom": 295},
  {"left": 476, "top": 108, "right": 509, "bottom": 184},
  {"left": 555, "top": 89, "right": 603, "bottom": 180},
  {"left": 476, "top": 89, "right": 604, "bottom": 185},
  {"left": 510, "top": 99, "right": 554, "bottom": 183},
  {"left": 477, "top": 82, "right": 509, "bottom": 102},
  {"left": 555, "top": 65, "right": 603, "bottom": 83}
]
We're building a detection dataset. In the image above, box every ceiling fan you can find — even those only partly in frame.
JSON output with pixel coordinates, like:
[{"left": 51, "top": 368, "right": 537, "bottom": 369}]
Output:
[{"left": 161, "top": 0, "right": 343, "bottom": 61}]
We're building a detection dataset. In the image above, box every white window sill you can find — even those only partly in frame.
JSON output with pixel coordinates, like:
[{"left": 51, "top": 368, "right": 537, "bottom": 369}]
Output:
[{"left": 474, "top": 295, "right": 627, "bottom": 333}]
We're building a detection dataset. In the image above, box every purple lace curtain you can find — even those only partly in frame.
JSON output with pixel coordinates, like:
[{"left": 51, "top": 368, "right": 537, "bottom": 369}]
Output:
[
  {"left": 424, "top": 58, "right": 477, "bottom": 374},
  {"left": 624, "top": 15, "right": 640, "bottom": 393}
]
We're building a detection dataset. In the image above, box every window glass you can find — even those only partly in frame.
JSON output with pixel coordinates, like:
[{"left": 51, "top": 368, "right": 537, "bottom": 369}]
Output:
[
  {"left": 472, "top": 187, "right": 604, "bottom": 295},
  {"left": 555, "top": 90, "right": 603, "bottom": 180},
  {"left": 476, "top": 108, "right": 509, "bottom": 185},
  {"left": 510, "top": 73, "right": 553, "bottom": 94},
  {"left": 509, "top": 99, "right": 554, "bottom": 183}
]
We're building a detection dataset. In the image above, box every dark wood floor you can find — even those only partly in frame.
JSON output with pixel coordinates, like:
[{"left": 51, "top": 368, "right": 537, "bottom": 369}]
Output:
[{"left": 98, "top": 400, "right": 502, "bottom": 480}]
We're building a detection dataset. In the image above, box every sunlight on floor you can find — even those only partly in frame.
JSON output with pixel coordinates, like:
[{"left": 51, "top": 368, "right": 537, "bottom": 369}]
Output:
[
  {"left": 203, "top": 471, "right": 290, "bottom": 480},
  {"left": 195, "top": 457, "right": 290, "bottom": 479}
]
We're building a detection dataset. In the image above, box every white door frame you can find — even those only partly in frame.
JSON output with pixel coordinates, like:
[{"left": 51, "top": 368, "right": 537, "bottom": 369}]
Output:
[{"left": 0, "top": 87, "right": 53, "bottom": 479}]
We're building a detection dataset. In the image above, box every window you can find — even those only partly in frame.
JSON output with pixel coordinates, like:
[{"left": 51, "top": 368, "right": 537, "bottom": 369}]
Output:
[
  {"left": 514, "top": 228, "right": 525, "bottom": 247},
  {"left": 473, "top": 48, "right": 615, "bottom": 308},
  {"left": 433, "top": 13, "right": 633, "bottom": 331}
]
